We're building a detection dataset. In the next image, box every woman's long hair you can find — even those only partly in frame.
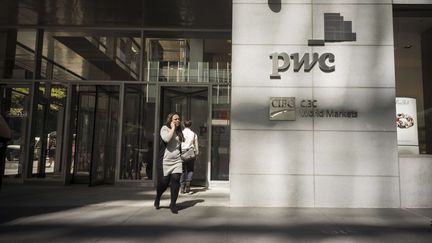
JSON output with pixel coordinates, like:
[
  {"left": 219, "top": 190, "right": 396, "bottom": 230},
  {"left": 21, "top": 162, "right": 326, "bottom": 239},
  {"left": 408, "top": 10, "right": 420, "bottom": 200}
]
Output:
[{"left": 164, "top": 112, "right": 184, "bottom": 142}]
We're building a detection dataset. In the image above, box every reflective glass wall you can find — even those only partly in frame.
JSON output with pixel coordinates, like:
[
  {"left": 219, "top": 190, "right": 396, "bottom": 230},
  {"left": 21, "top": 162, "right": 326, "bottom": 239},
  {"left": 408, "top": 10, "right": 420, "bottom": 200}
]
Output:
[{"left": 1, "top": 28, "right": 232, "bottom": 185}]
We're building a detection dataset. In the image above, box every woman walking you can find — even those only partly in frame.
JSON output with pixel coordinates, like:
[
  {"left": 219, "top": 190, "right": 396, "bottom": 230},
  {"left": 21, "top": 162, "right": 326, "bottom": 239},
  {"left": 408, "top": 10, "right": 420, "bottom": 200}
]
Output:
[{"left": 154, "top": 112, "right": 184, "bottom": 214}]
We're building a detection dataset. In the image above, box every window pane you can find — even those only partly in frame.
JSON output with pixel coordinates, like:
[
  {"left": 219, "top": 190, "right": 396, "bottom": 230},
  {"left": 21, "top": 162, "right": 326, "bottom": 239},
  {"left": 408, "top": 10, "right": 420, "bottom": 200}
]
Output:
[{"left": 0, "top": 30, "right": 36, "bottom": 79}]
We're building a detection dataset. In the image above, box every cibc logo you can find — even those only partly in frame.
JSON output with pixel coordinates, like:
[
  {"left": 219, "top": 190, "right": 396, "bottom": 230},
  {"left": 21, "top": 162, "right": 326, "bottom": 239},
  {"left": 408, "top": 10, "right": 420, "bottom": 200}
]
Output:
[
  {"left": 269, "top": 13, "right": 356, "bottom": 78},
  {"left": 269, "top": 97, "right": 296, "bottom": 121}
]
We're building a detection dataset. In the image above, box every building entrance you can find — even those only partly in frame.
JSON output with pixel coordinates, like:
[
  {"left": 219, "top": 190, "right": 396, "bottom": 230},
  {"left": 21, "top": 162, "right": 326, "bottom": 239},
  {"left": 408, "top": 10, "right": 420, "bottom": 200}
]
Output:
[
  {"left": 70, "top": 85, "right": 119, "bottom": 186},
  {"left": 160, "top": 86, "right": 209, "bottom": 186}
]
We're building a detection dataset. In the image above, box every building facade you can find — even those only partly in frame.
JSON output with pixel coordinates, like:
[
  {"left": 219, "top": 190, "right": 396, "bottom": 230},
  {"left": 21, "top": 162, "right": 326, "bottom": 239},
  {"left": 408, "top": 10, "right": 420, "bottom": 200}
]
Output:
[{"left": 1, "top": 0, "right": 432, "bottom": 208}]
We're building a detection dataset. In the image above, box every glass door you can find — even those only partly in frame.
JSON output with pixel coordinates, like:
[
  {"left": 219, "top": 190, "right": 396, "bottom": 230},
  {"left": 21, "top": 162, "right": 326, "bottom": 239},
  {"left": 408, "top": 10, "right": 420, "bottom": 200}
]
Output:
[
  {"left": 160, "top": 86, "right": 209, "bottom": 186},
  {"left": 72, "top": 89, "right": 95, "bottom": 183},
  {"left": 189, "top": 92, "right": 209, "bottom": 184},
  {"left": 71, "top": 85, "right": 119, "bottom": 185},
  {"left": 0, "top": 84, "right": 31, "bottom": 179},
  {"left": 90, "top": 86, "right": 119, "bottom": 185},
  {"left": 120, "top": 84, "right": 156, "bottom": 181},
  {"left": 30, "top": 83, "right": 67, "bottom": 179}
]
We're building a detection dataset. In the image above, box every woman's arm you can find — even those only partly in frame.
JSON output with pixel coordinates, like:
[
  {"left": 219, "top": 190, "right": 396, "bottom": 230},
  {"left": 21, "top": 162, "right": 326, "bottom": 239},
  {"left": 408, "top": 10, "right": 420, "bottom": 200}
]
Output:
[
  {"left": 160, "top": 125, "right": 176, "bottom": 143},
  {"left": 194, "top": 133, "right": 199, "bottom": 155}
]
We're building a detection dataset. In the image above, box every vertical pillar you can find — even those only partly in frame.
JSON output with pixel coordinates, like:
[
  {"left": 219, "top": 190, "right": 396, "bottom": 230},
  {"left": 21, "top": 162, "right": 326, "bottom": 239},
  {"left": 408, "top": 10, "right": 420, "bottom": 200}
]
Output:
[{"left": 421, "top": 29, "right": 432, "bottom": 154}]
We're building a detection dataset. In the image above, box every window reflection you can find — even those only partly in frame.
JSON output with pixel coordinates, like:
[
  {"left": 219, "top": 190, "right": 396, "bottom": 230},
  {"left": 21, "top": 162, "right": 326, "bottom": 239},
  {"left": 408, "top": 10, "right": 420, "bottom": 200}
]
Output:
[{"left": 43, "top": 31, "right": 141, "bottom": 80}]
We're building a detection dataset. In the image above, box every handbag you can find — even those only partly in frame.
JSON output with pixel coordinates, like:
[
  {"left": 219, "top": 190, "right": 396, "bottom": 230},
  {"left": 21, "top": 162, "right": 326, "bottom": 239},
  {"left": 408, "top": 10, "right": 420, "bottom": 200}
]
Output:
[{"left": 181, "top": 147, "right": 196, "bottom": 162}]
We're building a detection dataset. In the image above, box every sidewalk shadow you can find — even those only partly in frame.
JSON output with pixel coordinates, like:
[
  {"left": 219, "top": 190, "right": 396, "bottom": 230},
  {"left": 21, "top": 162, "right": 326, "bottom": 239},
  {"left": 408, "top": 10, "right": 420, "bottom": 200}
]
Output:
[
  {"left": 177, "top": 199, "right": 205, "bottom": 211},
  {"left": 188, "top": 187, "right": 207, "bottom": 194}
]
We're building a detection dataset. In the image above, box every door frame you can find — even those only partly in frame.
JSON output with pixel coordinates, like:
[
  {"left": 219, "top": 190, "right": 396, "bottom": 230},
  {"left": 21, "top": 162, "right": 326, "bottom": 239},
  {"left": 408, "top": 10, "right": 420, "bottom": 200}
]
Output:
[{"left": 155, "top": 83, "right": 212, "bottom": 188}]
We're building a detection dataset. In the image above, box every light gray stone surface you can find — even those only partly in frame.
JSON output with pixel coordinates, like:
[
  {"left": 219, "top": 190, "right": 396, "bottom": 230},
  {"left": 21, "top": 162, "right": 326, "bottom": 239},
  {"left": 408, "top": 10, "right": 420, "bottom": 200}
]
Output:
[
  {"left": 314, "top": 131, "right": 399, "bottom": 176},
  {"left": 311, "top": 46, "right": 396, "bottom": 88},
  {"left": 315, "top": 176, "right": 400, "bottom": 207},
  {"left": 400, "top": 156, "right": 432, "bottom": 208},
  {"left": 230, "top": 174, "right": 315, "bottom": 207},
  {"left": 312, "top": 88, "right": 397, "bottom": 131},
  {"left": 230, "top": 130, "right": 314, "bottom": 174},
  {"left": 233, "top": 3, "right": 312, "bottom": 45}
]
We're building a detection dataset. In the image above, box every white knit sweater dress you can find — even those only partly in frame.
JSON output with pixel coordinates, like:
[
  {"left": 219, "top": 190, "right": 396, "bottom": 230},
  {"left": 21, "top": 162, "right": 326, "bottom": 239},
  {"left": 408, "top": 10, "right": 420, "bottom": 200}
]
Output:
[{"left": 160, "top": 125, "right": 183, "bottom": 176}]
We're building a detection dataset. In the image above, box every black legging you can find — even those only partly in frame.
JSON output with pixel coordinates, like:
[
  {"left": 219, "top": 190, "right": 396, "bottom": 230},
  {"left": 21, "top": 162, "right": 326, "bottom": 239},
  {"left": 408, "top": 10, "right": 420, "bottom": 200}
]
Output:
[{"left": 156, "top": 173, "right": 181, "bottom": 206}]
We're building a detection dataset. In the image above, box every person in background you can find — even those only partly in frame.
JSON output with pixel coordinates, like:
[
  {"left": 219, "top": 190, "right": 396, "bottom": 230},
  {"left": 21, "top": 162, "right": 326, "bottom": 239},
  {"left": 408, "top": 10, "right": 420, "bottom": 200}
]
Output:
[
  {"left": 0, "top": 114, "right": 12, "bottom": 190},
  {"left": 154, "top": 112, "right": 183, "bottom": 214},
  {"left": 180, "top": 120, "right": 199, "bottom": 194}
]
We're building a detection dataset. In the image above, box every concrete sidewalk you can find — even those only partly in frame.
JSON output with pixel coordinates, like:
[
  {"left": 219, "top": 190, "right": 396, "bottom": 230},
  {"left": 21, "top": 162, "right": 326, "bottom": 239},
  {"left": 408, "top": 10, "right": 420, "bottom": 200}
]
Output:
[{"left": 0, "top": 185, "right": 431, "bottom": 242}]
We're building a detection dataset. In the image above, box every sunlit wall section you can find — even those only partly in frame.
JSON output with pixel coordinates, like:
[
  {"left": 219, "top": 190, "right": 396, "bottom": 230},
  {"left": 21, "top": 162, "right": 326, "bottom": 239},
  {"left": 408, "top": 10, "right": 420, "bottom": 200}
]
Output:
[{"left": 230, "top": 0, "right": 399, "bottom": 207}]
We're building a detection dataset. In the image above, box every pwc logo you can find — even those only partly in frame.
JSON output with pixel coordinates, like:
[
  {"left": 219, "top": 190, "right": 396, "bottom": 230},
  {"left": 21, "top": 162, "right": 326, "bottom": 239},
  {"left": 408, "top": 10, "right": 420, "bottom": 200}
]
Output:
[{"left": 270, "top": 13, "right": 356, "bottom": 78}]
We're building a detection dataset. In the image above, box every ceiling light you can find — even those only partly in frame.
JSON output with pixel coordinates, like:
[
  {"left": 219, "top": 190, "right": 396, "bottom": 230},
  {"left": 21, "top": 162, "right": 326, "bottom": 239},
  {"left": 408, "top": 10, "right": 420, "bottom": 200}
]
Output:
[{"left": 404, "top": 45, "right": 412, "bottom": 49}]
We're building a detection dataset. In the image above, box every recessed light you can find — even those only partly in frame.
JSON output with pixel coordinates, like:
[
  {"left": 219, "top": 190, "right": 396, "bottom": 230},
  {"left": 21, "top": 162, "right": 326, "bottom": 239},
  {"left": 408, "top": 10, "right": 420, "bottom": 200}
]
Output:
[{"left": 404, "top": 45, "right": 412, "bottom": 49}]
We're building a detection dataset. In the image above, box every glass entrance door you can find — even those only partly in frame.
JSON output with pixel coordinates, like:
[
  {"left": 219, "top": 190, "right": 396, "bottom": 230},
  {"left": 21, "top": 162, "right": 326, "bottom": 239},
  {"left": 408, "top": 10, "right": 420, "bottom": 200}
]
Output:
[
  {"left": 160, "top": 86, "right": 209, "bottom": 186},
  {"left": 0, "top": 84, "right": 31, "bottom": 179},
  {"left": 71, "top": 85, "right": 119, "bottom": 185}
]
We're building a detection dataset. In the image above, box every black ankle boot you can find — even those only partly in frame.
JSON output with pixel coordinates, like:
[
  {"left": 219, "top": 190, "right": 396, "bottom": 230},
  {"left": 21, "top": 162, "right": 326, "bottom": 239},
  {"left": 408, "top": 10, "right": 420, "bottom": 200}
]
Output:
[
  {"left": 154, "top": 197, "right": 160, "bottom": 210},
  {"left": 170, "top": 204, "right": 178, "bottom": 214}
]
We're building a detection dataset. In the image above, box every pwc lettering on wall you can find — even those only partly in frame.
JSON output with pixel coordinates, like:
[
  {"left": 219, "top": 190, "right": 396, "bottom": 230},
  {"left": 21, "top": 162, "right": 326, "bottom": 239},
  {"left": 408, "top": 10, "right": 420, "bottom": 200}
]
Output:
[{"left": 269, "top": 13, "right": 356, "bottom": 78}]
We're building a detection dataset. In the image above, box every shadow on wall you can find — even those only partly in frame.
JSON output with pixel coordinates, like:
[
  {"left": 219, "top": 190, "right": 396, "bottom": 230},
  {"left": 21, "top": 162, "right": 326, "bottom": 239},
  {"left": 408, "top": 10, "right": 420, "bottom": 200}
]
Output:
[
  {"left": 230, "top": 86, "right": 398, "bottom": 207},
  {"left": 268, "top": 0, "right": 281, "bottom": 13}
]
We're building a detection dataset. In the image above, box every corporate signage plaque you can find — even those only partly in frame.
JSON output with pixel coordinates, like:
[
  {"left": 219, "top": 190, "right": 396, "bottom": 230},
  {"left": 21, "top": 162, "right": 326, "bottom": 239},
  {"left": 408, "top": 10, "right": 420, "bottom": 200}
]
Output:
[
  {"left": 269, "top": 97, "right": 296, "bottom": 121},
  {"left": 269, "top": 97, "right": 358, "bottom": 121}
]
